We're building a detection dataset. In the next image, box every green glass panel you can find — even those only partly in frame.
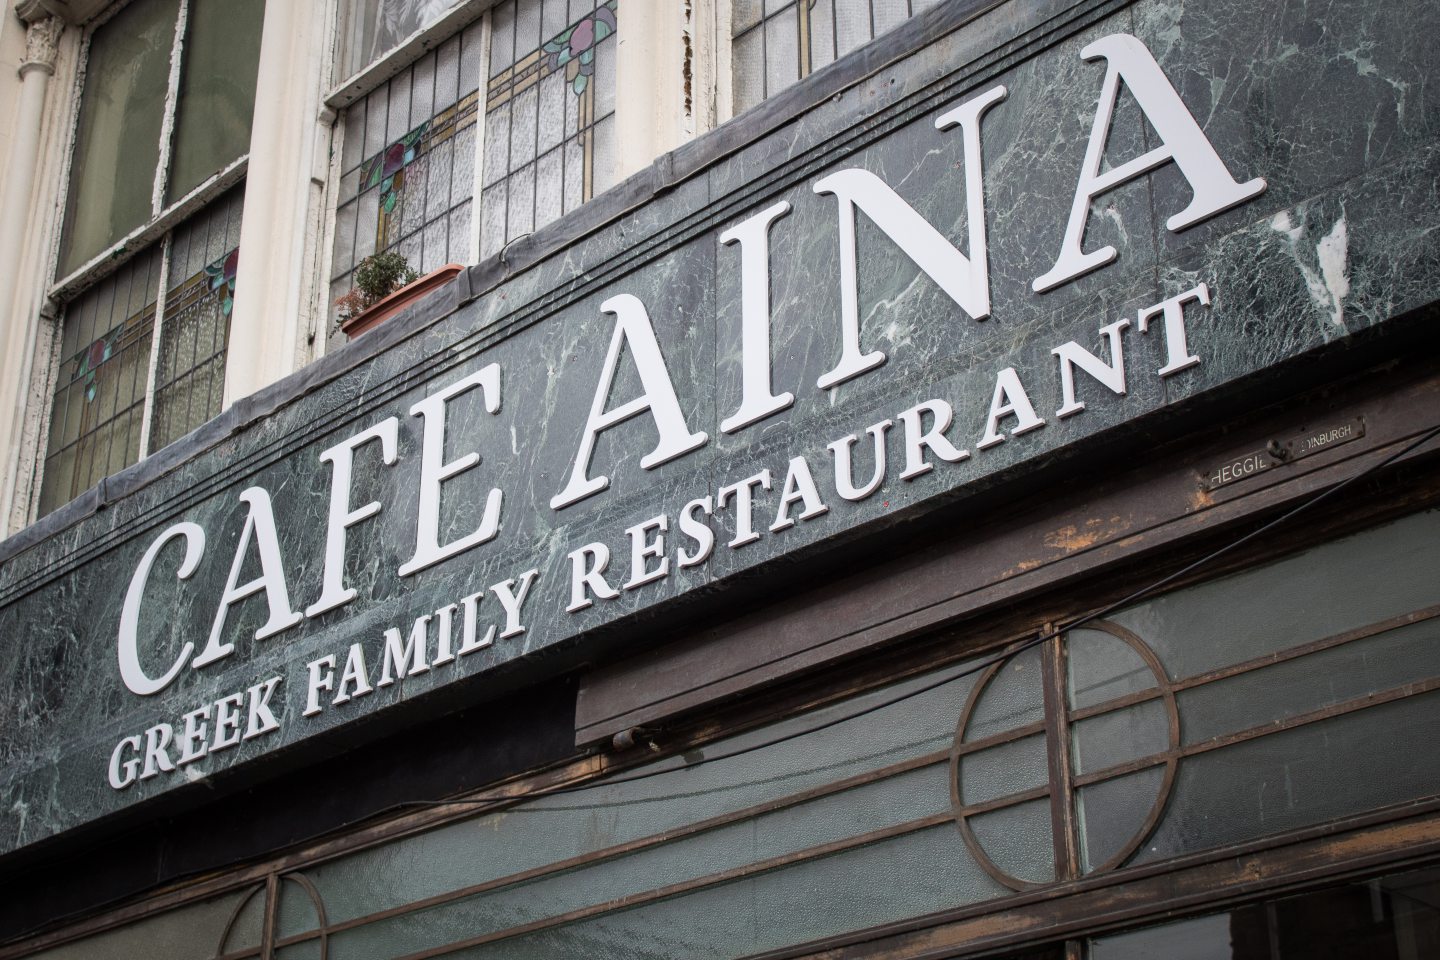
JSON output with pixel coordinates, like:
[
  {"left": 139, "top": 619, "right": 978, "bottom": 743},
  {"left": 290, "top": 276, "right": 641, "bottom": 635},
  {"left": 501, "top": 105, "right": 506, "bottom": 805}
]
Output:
[
  {"left": 1136, "top": 689, "right": 1440, "bottom": 865},
  {"left": 1177, "top": 617, "right": 1440, "bottom": 746},
  {"left": 58, "top": 0, "right": 179, "bottom": 276},
  {"left": 327, "top": 824, "right": 1008, "bottom": 960},
  {"left": 1107, "top": 509, "right": 1440, "bottom": 682},
  {"left": 308, "top": 660, "right": 970, "bottom": 925},
  {"left": 1067, "top": 627, "right": 1157, "bottom": 710},
  {"left": 1090, "top": 866, "right": 1440, "bottom": 960},
  {"left": 22, "top": 891, "right": 244, "bottom": 960},
  {"left": 1069, "top": 698, "right": 1169, "bottom": 777},
  {"left": 1075, "top": 765, "right": 1166, "bottom": 872},
  {"left": 956, "top": 732, "right": 1049, "bottom": 807},
  {"left": 967, "top": 797, "right": 1056, "bottom": 887},
  {"left": 167, "top": 0, "right": 265, "bottom": 202}
]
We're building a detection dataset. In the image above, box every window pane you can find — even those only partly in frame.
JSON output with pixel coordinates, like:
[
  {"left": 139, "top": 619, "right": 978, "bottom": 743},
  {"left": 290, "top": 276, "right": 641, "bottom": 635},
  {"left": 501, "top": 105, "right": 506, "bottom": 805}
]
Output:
[
  {"left": 39, "top": 248, "right": 163, "bottom": 515},
  {"left": 150, "top": 185, "right": 245, "bottom": 452},
  {"left": 22, "top": 889, "right": 248, "bottom": 960},
  {"left": 58, "top": 0, "right": 179, "bottom": 277},
  {"left": 1089, "top": 867, "right": 1440, "bottom": 960},
  {"left": 329, "top": 28, "right": 483, "bottom": 329},
  {"left": 478, "top": 0, "right": 618, "bottom": 259},
  {"left": 343, "top": 0, "right": 458, "bottom": 77},
  {"left": 166, "top": 0, "right": 265, "bottom": 203},
  {"left": 730, "top": 0, "right": 932, "bottom": 115},
  {"left": 304, "top": 663, "right": 996, "bottom": 958}
]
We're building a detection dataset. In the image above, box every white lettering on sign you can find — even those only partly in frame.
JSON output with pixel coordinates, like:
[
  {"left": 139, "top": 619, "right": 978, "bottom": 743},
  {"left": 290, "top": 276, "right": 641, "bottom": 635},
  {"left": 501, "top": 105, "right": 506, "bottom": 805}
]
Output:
[
  {"left": 194, "top": 487, "right": 302, "bottom": 670},
  {"left": 118, "top": 522, "right": 206, "bottom": 696},
  {"left": 551, "top": 293, "right": 708, "bottom": 510},
  {"left": 1032, "top": 35, "right": 1265, "bottom": 292},
  {"left": 1299, "top": 422, "right": 1355, "bottom": 452},
  {"left": 107, "top": 675, "right": 284, "bottom": 789},
  {"left": 563, "top": 287, "right": 1218, "bottom": 620},
  {"left": 400, "top": 364, "right": 504, "bottom": 577},
  {"left": 1209, "top": 452, "right": 1272, "bottom": 488},
  {"left": 106, "top": 31, "right": 1266, "bottom": 791},
  {"left": 719, "top": 200, "right": 796, "bottom": 433}
]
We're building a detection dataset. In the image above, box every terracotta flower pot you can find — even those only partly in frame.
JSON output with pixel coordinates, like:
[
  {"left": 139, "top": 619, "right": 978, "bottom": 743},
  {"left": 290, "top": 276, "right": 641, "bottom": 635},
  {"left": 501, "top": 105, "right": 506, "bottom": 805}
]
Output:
[{"left": 339, "top": 263, "right": 465, "bottom": 339}]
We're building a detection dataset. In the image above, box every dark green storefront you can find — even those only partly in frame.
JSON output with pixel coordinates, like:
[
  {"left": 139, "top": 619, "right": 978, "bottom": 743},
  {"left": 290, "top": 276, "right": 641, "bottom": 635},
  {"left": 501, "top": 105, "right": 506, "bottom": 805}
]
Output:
[{"left": 2, "top": 0, "right": 1439, "bottom": 956}]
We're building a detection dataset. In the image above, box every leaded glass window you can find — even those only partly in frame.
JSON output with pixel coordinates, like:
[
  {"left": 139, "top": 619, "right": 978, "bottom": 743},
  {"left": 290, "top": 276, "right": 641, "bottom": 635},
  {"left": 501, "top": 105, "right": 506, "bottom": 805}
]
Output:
[
  {"left": 39, "top": 252, "right": 161, "bottom": 515},
  {"left": 40, "top": 0, "right": 262, "bottom": 517},
  {"left": 479, "top": 0, "right": 619, "bottom": 259},
  {"left": 39, "top": 188, "right": 246, "bottom": 516},
  {"left": 329, "top": 21, "right": 485, "bottom": 328},
  {"left": 149, "top": 189, "right": 245, "bottom": 452},
  {"left": 731, "top": 0, "right": 942, "bottom": 114}
]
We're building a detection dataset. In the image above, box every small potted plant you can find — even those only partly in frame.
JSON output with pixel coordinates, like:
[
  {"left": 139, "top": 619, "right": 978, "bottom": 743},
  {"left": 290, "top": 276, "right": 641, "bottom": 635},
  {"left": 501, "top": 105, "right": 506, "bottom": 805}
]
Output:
[{"left": 336, "top": 251, "right": 464, "bottom": 338}]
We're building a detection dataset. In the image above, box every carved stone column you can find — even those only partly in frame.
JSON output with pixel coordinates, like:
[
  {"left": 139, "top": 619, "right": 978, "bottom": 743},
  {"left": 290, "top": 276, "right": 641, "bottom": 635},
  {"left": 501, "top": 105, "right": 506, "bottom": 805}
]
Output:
[{"left": 0, "top": 7, "right": 65, "bottom": 532}]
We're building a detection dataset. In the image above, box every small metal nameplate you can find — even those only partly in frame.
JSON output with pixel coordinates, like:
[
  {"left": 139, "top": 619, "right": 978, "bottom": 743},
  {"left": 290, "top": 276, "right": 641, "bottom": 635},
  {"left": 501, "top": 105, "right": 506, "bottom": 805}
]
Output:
[{"left": 1202, "top": 417, "right": 1365, "bottom": 491}]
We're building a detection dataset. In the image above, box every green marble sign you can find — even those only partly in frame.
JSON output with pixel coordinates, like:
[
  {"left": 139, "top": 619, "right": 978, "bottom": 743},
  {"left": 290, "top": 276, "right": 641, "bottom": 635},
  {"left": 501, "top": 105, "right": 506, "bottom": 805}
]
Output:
[{"left": 1, "top": 0, "right": 1436, "bottom": 852}]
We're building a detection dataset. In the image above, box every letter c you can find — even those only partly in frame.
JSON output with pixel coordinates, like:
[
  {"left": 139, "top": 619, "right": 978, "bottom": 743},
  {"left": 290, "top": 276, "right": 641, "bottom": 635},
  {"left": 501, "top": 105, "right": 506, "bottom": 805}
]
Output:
[{"left": 118, "top": 522, "right": 206, "bottom": 696}]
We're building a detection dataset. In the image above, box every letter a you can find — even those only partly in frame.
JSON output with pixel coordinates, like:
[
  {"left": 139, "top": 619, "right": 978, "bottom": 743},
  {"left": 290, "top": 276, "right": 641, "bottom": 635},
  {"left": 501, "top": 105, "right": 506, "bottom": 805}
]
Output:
[
  {"left": 1032, "top": 34, "right": 1265, "bottom": 293},
  {"left": 551, "top": 294, "right": 708, "bottom": 509},
  {"left": 194, "top": 487, "right": 303, "bottom": 668}
]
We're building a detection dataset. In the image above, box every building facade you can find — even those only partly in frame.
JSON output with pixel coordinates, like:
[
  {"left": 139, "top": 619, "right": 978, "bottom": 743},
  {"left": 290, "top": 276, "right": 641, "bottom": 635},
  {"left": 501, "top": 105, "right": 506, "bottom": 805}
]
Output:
[{"left": 0, "top": 0, "right": 1438, "bottom": 958}]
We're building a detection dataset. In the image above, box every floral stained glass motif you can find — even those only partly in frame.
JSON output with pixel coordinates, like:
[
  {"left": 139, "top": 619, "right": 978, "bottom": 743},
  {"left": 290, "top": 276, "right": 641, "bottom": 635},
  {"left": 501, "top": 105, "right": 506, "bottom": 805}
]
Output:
[
  {"left": 330, "top": 21, "right": 485, "bottom": 338},
  {"left": 150, "top": 189, "right": 245, "bottom": 453},
  {"left": 480, "top": 0, "right": 620, "bottom": 259},
  {"left": 359, "top": 121, "right": 431, "bottom": 214},
  {"left": 204, "top": 247, "right": 240, "bottom": 316},
  {"left": 39, "top": 249, "right": 161, "bottom": 516},
  {"left": 360, "top": 90, "right": 478, "bottom": 253},
  {"left": 74, "top": 330, "right": 121, "bottom": 402},
  {"left": 541, "top": 3, "right": 616, "bottom": 95}
]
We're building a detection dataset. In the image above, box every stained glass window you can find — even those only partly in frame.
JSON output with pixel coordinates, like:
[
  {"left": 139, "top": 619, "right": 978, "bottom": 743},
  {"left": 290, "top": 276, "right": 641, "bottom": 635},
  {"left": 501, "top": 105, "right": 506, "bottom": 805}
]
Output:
[
  {"left": 329, "top": 21, "right": 484, "bottom": 329},
  {"left": 39, "top": 253, "right": 162, "bottom": 515},
  {"left": 149, "top": 188, "right": 245, "bottom": 452},
  {"left": 40, "top": 0, "right": 263, "bottom": 515},
  {"left": 39, "top": 187, "right": 246, "bottom": 515},
  {"left": 732, "top": 0, "right": 942, "bottom": 114},
  {"left": 479, "top": 0, "right": 619, "bottom": 259}
]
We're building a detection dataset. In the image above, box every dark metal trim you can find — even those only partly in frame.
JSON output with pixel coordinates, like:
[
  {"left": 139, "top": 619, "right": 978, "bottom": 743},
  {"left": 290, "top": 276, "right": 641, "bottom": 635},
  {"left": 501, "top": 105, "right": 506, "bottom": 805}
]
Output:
[
  {"left": 743, "top": 803, "right": 1440, "bottom": 960},
  {"left": 1040, "top": 633, "right": 1079, "bottom": 882}
]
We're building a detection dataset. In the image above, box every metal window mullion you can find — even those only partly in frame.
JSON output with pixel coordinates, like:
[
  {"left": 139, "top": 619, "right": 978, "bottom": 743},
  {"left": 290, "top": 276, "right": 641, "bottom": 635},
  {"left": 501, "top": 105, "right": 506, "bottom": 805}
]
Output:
[
  {"left": 500, "top": 2, "right": 516, "bottom": 247},
  {"left": 153, "top": 0, "right": 191, "bottom": 217},
  {"left": 137, "top": 233, "right": 174, "bottom": 458},
  {"left": 178, "top": 208, "right": 210, "bottom": 439},
  {"left": 96, "top": 262, "right": 140, "bottom": 484},
  {"left": 829, "top": 0, "right": 839, "bottom": 74},
  {"left": 414, "top": 57, "right": 429, "bottom": 270},
  {"left": 530, "top": 25, "right": 541, "bottom": 239},
  {"left": 470, "top": 9, "right": 493, "bottom": 262},
  {"left": 759, "top": 5, "right": 769, "bottom": 100}
]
